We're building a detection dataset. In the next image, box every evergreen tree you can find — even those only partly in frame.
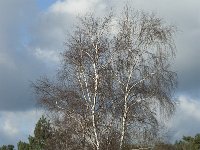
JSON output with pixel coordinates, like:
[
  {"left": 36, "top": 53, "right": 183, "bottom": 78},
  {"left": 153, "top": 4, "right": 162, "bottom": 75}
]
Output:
[
  {"left": 17, "top": 116, "right": 52, "bottom": 150},
  {"left": 0, "top": 145, "right": 14, "bottom": 150},
  {"left": 174, "top": 133, "right": 200, "bottom": 150},
  {"left": 17, "top": 141, "right": 29, "bottom": 150},
  {"left": 0, "top": 145, "right": 7, "bottom": 150},
  {"left": 28, "top": 115, "right": 52, "bottom": 150}
]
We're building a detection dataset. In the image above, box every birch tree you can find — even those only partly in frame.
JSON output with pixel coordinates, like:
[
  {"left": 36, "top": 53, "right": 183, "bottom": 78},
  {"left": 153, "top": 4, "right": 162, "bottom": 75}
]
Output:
[
  {"left": 112, "top": 9, "right": 177, "bottom": 149},
  {"left": 33, "top": 7, "right": 177, "bottom": 150}
]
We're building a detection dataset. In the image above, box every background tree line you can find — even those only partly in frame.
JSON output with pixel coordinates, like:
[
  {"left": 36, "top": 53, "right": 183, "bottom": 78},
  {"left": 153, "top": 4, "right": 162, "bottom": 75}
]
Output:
[{"left": 1, "top": 116, "right": 200, "bottom": 150}]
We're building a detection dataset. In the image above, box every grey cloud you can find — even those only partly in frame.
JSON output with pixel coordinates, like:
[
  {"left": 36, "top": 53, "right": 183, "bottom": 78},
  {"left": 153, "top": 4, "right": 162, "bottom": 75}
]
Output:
[
  {"left": 168, "top": 96, "right": 200, "bottom": 141},
  {"left": 0, "top": 109, "right": 42, "bottom": 146},
  {"left": 0, "top": 131, "right": 16, "bottom": 147},
  {"left": 30, "top": 10, "right": 71, "bottom": 54},
  {"left": 0, "top": 0, "right": 55, "bottom": 111}
]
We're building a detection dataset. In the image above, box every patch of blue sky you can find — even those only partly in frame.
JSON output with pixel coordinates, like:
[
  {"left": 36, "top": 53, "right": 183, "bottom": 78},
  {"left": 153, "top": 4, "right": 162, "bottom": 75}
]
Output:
[{"left": 36, "top": 0, "right": 57, "bottom": 11}]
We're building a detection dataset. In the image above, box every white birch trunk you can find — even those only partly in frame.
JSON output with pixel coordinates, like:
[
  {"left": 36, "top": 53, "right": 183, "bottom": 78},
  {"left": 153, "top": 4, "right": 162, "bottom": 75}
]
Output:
[
  {"left": 92, "top": 62, "right": 100, "bottom": 150},
  {"left": 119, "top": 94, "right": 128, "bottom": 150}
]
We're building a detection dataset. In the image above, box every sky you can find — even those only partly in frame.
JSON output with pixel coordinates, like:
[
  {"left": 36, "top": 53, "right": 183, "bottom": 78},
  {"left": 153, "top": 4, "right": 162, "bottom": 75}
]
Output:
[{"left": 0, "top": 0, "right": 200, "bottom": 146}]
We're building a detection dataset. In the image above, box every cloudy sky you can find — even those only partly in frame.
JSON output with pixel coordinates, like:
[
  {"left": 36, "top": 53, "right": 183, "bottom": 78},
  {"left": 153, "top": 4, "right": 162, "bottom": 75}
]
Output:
[{"left": 0, "top": 0, "right": 200, "bottom": 146}]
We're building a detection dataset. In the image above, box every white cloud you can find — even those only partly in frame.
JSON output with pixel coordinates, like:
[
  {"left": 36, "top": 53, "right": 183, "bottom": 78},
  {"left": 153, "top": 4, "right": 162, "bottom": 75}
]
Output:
[
  {"left": 49, "top": 0, "right": 106, "bottom": 15},
  {"left": 0, "top": 109, "right": 43, "bottom": 145},
  {"left": 35, "top": 48, "right": 60, "bottom": 63},
  {"left": 168, "top": 96, "right": 200, "bottom": 141},
  {"left": 3, "top": 120, "right": 19, "bottom": 137}
]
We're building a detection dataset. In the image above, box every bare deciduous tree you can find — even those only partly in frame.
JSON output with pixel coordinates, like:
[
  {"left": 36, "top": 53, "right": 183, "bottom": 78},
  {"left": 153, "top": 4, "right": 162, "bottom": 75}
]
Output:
[{"left": 33, "top": 7, "right": 177, "bottom": 150}]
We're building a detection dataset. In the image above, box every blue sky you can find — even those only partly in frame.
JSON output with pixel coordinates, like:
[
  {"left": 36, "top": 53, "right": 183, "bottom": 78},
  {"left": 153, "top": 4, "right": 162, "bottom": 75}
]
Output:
[
  {"left": 37, "top": 0, "right": 56, "bottom": 10},
  {"left": 0, "top": 0, "right": 200, "bottom": 147}
]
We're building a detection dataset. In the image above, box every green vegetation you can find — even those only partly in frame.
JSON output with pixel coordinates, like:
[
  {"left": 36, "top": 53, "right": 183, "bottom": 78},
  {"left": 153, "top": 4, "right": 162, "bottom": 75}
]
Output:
[
  {"left": 174, "top": 134, "right": 200, "bottom": 150},
  {"left": 17, "top": 141, "right": 29, "bottom": 150},
  {"left": 28, "top": 116, "right": 52, "bottom": 150},
  {"left": 0, "top": 145, "right": 14, "bottom": 150},
  {"left": 12, "top": 116, "right": 52, "bottom": 150}
]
